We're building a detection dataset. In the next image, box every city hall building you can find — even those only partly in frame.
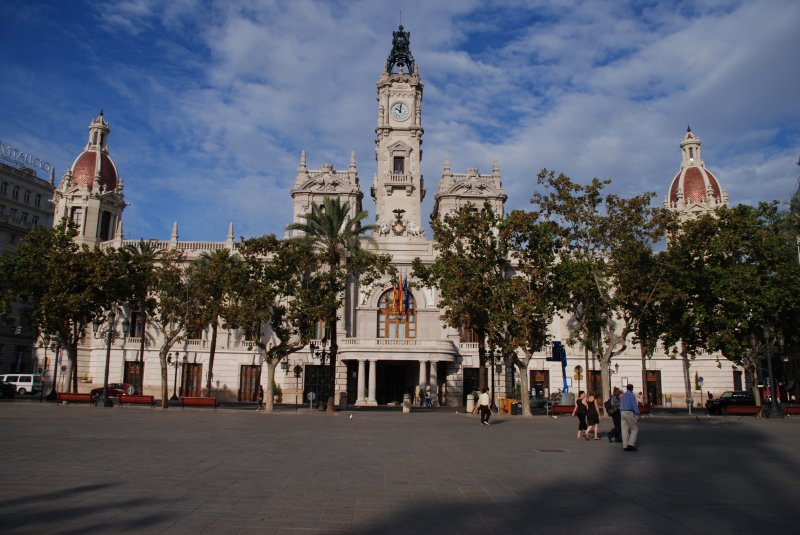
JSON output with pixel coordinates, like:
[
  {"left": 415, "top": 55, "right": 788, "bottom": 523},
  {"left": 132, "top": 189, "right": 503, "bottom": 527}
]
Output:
[{"left": 43, "top": 27, "right": 739, "bottom": 409}]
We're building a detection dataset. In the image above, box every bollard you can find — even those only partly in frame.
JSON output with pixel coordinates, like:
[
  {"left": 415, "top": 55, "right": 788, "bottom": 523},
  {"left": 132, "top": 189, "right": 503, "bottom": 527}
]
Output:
[{"left": 402, "top": 393, "right": 412, "bottom": 413}]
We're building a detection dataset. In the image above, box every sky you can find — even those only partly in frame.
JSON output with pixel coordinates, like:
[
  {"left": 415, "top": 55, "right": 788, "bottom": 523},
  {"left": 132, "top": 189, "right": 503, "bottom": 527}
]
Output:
[{"left": 1, "top": 0, "right": 798, "bottom": 242}]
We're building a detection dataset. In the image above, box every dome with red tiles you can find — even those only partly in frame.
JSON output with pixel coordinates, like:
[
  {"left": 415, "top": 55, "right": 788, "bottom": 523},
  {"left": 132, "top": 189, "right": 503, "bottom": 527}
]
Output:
[
  {"left": 70, "top": 150, "right": 118, "bottom": 191},
  {"left": 664, "top": 127, "right": 728, "bottom": 215}
]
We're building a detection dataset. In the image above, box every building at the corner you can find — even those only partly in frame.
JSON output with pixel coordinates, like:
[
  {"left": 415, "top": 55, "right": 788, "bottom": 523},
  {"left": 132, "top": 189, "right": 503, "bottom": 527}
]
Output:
[
  {"left": 43, "top": 26, "right": 745, "bottom": 408},
  {"left": 0, "top": 144, "right": 55, "bottom": 374}
]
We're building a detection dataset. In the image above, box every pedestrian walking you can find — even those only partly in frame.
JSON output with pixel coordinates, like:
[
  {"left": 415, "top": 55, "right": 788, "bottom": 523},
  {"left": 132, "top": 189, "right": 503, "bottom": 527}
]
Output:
[
  {"left": 605, "top": 387, "right": 622, "bottom": 442},
  {"left": 255, "top": 384, "right": 264, "bottom": 411},
  {"left": 585, "top": 391, "right": 601, "bottom": 440},
  {"left": 620, "top": 383, "right": 640, "bottom": 451},
  {"left": 571, "top": 390, "right": 588, "bottom": 439},
  {"left": 478, "top": 387, "right": 492, "bottom": 425}
]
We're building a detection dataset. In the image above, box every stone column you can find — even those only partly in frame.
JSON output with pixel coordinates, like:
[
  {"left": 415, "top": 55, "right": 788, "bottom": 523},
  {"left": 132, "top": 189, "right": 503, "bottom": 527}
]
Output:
[
  {"left": 367, "top": 359, "right": 377, "bottom": 405},
  {"left": 419, "top": 360, "right": 427, "bottom": 387},
  {"left": 356, "top": 359, "right": 366, "bottom": 405},
  {"left": 429, "top": 361, "right": 438, "bottom": 406}
]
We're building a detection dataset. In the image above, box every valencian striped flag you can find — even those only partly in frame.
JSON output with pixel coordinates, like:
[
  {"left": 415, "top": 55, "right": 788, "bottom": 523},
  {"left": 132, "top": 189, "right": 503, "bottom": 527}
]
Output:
[{"left": 391, "top": 274, "right": 409, "bottom": 314}]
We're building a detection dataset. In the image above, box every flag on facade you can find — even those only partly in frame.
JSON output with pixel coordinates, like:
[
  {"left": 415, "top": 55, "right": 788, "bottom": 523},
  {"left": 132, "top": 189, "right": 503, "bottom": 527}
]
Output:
[
  {"left": 399, "top": 273, "right": 405, "bottom": 313},
  {"left": 402, "top": 275, "right": 410, "bottom": 312}
]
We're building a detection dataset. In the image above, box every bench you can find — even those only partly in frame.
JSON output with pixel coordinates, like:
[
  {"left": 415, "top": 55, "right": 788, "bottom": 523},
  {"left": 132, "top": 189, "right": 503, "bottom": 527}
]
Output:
[
  {"left": 549, "top": 404, "right": 575, "bottom": 416},
  {"left": 118, "top": 394, "right": 156, "bottom": 407},
  {"left": 782, "top": 405, "right": 800, "bottom": 416},
  {"left": 57, "top": 392, "right": 95, "bottom": 405},
  {"left": 725, "top": 405, "right": 762, "bottom": 416},
  {"left": 180, "top": 396, "right": 218, "bottom": 410}
]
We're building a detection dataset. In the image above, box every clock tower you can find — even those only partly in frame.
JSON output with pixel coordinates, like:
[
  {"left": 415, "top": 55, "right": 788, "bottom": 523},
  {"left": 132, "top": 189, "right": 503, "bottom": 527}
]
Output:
[{"left": 372, "top": 25, "right": 425, "bottom": 238}]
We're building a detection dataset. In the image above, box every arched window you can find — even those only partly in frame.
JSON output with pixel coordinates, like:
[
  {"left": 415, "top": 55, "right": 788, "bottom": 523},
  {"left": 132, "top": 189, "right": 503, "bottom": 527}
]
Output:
[{"left": 377, "top": 289, "right": 416, "bottom": 339}]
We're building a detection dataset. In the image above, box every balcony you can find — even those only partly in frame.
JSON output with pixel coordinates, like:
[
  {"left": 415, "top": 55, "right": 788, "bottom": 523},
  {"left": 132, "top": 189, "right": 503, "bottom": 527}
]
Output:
[{"left": 337, "top": 338, "right": 459, "bottom": 362}]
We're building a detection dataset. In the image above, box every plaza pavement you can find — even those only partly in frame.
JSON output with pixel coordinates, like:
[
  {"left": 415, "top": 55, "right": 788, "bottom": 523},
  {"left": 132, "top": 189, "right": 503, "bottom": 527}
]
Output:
[{"left": 1, "top": 400, "right": 798, "bottom": 534}]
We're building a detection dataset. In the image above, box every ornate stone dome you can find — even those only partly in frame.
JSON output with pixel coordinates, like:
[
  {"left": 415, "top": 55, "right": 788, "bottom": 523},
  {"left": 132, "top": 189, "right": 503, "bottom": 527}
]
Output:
[
  {"left": 64, "top": 111, "right": 119, "bottom": 192},
  {"left": 665, "top": 126, "right": 728, "bottom": 215}
]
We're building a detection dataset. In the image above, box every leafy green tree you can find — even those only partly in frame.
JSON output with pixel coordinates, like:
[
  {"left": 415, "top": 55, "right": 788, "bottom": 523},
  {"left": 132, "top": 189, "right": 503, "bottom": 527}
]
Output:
[
  {"left": 232, "top": 235, "right": 325, "bottom": 412},
  {"left": 413, "top": 203, "right": 504, "bottom": 392},
  {"left": 3, "top": 223, "right": 133, "bottom": 393},
  {"left": 532, "top": 169, "right": 671, "bottom": 401},
  {"left": 186, "top": 249, "right": 242, "bottom": 395},
  {"left": 148, "top": 249, "right": 190, "bottom": 408},
  {"left": 286, "top": 197, "right": 391, "bottom": 412},
  {"left": 121, "top": 239, "right": 163, "bottom": 392},
  {"left": 489, "top": 210, "right": 565, "bottom": 416}
]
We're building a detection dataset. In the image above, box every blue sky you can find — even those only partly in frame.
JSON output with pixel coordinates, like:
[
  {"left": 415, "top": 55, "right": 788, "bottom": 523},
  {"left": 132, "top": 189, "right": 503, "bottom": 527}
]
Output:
[{"left": 1, "top": 0, "right": 798, "bottom": 241}]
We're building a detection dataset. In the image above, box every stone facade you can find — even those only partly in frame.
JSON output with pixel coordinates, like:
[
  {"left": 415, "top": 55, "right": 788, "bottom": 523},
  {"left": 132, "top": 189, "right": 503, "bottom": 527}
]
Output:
[{"left": 40, "top": 27, "right": 745, "bottom": 409}]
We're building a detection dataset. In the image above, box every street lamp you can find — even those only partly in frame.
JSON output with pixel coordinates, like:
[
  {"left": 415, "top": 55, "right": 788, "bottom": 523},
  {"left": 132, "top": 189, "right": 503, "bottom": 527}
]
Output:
[
  {"left": 608, "top": 362, "right": 620, "bottom": 396},
  {"left": 309, "top": 338, "right": 328, "bottom": 409},
  {"left": 92, "top": 310, "right": 129, "bottom": 408},
  {"left": 751, "top": 328, "right": 783, "bottom": 418},
  {"left": 167, "top": 352, "right": 187, "bottom": 401}
]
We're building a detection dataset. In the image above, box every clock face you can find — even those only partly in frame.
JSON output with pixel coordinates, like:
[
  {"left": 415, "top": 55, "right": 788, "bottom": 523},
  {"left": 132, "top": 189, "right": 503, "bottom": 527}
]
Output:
[{"left": 391, "top": 101, "right": 410, "bottom": 121}]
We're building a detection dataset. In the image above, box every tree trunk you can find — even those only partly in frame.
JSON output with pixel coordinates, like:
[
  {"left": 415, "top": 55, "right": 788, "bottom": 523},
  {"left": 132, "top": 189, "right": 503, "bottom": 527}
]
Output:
[
  {"left": 477, "top": 329, "right": 486, "bottom": 390},
  {"left": 681, "top": 342, "right": 692, "bottom": 410},
  {"left": 264, "top": 358, "right": 278, "bottom": 413},
  {"left": 747, "top": 364, "right": 763, "bottom": 417},
  {"left": 326, "top": 317, "right": 337, "bottom": 413},
  {"left": 160, "top": 349, "right": 169, "bottom": 408},
  {"left": 205, "top": 320, "right": 218, "bottom": 394},
  {"left": 63, "top": 342, "right": 77, "bottom": 394},
  {"left": 516, "top": 358, "right": 532, "bottom": 417}
]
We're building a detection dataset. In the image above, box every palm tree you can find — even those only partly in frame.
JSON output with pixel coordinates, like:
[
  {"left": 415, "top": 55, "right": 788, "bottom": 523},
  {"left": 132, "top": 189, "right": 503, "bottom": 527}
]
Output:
[
  {"left": 122, "top": 239, "right": 163, "bottom": 394},
  {"left": 287, "top": 197, "right": 376, "bottom": 412}
]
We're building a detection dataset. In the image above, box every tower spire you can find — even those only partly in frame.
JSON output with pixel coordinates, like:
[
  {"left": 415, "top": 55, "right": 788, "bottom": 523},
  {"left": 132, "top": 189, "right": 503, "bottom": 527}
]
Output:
[{"left": 386, "top": 24, "right": 415, "bottom": 74}]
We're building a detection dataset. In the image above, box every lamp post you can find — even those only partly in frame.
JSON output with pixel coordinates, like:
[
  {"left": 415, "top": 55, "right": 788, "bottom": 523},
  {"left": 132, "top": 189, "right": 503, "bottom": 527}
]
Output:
[
  {"left": 92, "top": 310, "right": 129, "bottom": 408},
  {"left": 167, "top": 352, "right": 181, "bottom": 401},
  {"left": 309, "top": 338, "right": 328, "bottom": 409},
  {"left": 293, "top": 364, "right": 302, "bottom": 412},
  {"left": 751, "top": 328, "right": 783, "bottom": 418},
  {"left": 608, "top": 362, "right": 619, "bottom": 397}
]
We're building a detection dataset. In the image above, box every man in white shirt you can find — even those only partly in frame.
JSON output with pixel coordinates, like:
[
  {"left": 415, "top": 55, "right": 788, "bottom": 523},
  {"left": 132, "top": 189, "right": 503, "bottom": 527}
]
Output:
[{"left": 478, "top": 387, "right": 491, "bottom": 426}]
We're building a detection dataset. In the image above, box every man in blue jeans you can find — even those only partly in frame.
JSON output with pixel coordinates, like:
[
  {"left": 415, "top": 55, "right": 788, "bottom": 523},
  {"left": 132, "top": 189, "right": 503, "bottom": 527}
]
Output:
[{"left": 619, "top": 383, "right": 640, "bottom": 451}]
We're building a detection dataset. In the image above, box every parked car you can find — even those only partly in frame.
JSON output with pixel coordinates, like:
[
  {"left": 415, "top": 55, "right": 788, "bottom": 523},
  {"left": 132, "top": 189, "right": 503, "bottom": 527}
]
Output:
[
  {"left": 0, "top": 381, "right": 16, "bottom": 399},
  {"left": 707, "top": 390, "right": 756, "bottom": 414},
  {"left": 90, "top": 383, "right": 134, "bottom": 400},
  {"left": 0, "top": 374, "right": 43, "bottom": 395}
]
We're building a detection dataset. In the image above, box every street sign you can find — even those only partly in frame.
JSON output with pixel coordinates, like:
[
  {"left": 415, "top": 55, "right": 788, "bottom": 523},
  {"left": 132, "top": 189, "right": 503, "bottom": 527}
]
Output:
[
  {"left": 60, "top": 365, "right": 67, "bottom": 372},
  {"left": 699, "top": 377, "right": 704, "bottom": 383}
]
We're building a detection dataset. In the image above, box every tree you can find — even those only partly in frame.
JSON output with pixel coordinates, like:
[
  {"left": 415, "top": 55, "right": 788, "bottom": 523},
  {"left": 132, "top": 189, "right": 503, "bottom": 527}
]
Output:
[
  {"left": 491, "top": 209, "right": 565, "bottom": 416},
  {"left": 232, "top": 235, "right": 325, "bottom": 412},
  {"left": 413, "top": 203, "right": 504, "bottom": 393},
  {"left": 121, "top": 239, "right": 163, "bottom": 393},
  {"left": 532, "top": 169, "right": 671, "bottom": 402},
  {"left": 3, "top": 223, "right": 133, "bottom": 393},
  {"left": 186, "top": 249, "right": 242, "bottom": 395},
  {"left": 286, "top": 197, "right": 391, "bottom": 412},
  {"left": 672, "top": 203, "right": 800, "bottom": 410},
  {"left": 148, "top": 249, "right": 189, "bottom": 408}
]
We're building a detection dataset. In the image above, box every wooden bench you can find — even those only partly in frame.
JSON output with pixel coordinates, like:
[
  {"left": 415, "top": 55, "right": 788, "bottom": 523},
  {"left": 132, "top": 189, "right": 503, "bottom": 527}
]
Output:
[
  {"left": 782, "top": 405, "right": 800, "bottom": 416},
  {"left": 118, "top": 394, "right": 156, "bottom": 407},
  {"left": 57, "top": 392, "right": 95, "bottom": 405},
  {"left": 180, "top": 396, "right": 218, "bottom": 410},
  {"left": 725, "top": 405, "right": 762, "bottom": 416},
  {"left": 549, "top": 404, "right": 575, "bottom": 415}
]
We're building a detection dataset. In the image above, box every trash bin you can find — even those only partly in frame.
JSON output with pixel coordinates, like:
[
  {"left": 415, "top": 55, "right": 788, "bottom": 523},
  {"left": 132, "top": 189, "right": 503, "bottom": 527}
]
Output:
[{"left": 511, "top": 402, "right": 521, "bottom": 415}]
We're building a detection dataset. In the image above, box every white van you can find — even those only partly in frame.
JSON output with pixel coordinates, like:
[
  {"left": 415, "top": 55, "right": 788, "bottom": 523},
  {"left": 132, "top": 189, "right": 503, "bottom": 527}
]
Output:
[{"left": 0, "top": 374, "right": 43, "bottom": 395}]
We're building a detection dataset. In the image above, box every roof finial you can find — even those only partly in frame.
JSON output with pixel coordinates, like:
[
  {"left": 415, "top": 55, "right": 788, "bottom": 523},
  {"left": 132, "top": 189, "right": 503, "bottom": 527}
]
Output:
[
  {"left": 687, "top": 124, "right": 691, "bottom": 133},
  {"left": 99, "top": 109, "right": 104, "bottom": 117}
]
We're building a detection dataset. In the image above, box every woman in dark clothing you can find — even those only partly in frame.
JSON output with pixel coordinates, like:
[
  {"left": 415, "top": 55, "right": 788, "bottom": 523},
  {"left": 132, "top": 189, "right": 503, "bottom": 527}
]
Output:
[
  {"left": 571, "top": 391, "right": 588, "bottom": 439},
  {"left": 586, "top": 391, "right": 601, "bottom": 440}
]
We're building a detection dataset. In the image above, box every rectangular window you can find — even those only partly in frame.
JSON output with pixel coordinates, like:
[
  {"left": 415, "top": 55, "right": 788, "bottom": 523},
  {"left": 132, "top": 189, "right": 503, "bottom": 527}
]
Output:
[
  {"left": 21, "top": 212, "right": 28, "bottom": 223},
  {"left": 99, "top": 211, "right": 112, "bottom": 240},
  {"left": 31, "top": 215, "right": 39, "bottom": 226},
  {"left": 0, "top": 205, "right": 5, "bottom": 215},
  {"left": 12, "top": 186, "right": 19, "bottom": 200},
  {"left": 70, "top": 207, "right": 82, "bottom": 226},
  {"left": 35, "top": 194, "right": 41, "bottom": 207},
  {"left": 1, "top": 182, "right": 7, "bottom": 195},
  {"left": 10, "top": 208, "right": 17, "bottom": 219},
  {"left": 393, "top": 156, "right": 405, "bottom": 174},
  {"left": 23, "top": 190, "right": 30, "bottom": 203}
]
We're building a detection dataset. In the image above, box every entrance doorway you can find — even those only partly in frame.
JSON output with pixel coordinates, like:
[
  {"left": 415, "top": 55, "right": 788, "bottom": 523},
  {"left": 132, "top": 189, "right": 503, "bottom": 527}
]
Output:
[
  {"left": 463, "top": 367, "right": 487, "bottom": 406},
  {"left": 529, "top": 370, "right": 550, "bottom": 397},
  {"left": 124, "top": 361, "right": 144, "bottom": 395},
  {"left": 376, "top": 361, "right": 415, "bottom": 405},
  {"left": 303, "top": 364, "right": 330, "bottom": 408},
  {"left": 181, "top": 363, "right": 202, "bottom": 397},
  {"left": 646, "top": 370, "right": 662, "bottom": 405},
  {"left": 239, "top": 365, "right": 261, "bottom": 401}
]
